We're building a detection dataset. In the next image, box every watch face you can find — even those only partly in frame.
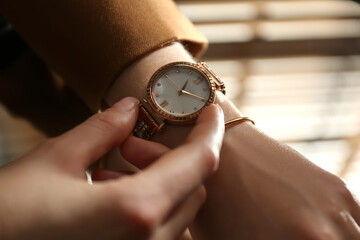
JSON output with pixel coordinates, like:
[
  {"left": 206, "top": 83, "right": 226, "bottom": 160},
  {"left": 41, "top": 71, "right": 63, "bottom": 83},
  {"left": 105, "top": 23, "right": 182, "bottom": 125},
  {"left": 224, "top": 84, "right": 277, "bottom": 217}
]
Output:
[{"left": 147, "top": 62, "right": 216, "bottom": 123}]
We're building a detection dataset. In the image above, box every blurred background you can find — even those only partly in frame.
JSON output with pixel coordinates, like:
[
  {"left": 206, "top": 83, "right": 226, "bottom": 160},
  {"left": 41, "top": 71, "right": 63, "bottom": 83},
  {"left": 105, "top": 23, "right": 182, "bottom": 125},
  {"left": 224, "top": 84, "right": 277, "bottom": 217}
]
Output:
[{"left": 1, "top": 0, "right": 360, "bottom": 194}]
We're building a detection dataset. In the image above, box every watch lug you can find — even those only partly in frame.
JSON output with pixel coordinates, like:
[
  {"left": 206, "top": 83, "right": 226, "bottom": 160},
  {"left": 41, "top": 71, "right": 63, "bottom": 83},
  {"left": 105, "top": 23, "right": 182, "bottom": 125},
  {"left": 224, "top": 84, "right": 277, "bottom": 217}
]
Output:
[{"left": 198, "top": 62, "right": 226, "bottom": 95}]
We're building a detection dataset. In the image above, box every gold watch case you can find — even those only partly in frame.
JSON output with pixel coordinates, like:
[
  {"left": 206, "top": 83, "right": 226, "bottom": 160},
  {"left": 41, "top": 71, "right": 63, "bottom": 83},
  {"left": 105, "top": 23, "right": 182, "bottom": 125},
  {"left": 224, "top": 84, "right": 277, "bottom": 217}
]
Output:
[{"left": 146, "top": 61, "right": 218, "bottom": 124}]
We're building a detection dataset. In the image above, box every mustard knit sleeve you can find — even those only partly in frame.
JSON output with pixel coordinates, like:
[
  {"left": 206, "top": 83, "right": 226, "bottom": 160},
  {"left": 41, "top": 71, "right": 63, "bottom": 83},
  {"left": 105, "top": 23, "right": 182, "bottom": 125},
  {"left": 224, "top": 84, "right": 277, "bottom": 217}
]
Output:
[{"left": 0, "top": 0, "right": 207, "bottom": 111}]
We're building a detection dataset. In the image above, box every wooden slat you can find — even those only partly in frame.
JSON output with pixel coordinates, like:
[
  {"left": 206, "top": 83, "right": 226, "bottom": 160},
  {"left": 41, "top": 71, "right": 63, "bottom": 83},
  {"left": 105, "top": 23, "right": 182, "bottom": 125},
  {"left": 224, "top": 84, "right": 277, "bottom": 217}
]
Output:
[{"left": 204, "top": 39, "right": 360, "bottom": 59}]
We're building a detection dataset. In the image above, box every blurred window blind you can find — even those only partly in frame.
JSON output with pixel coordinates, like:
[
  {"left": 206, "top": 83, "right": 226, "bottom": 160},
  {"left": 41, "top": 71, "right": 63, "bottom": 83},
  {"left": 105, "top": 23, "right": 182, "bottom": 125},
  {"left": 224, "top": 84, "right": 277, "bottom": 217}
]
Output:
[{"left": 177, "top": 0, "right": 360, "bottom": 193}]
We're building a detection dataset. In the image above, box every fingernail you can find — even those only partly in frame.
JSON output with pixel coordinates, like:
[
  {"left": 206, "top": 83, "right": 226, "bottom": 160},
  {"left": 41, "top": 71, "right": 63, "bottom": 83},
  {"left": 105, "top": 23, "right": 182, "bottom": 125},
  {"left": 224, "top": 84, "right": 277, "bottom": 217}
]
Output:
[
  {"left": 216, "top": 104, "right": 223, "bottom": 115},
  {"left": 216, "top": 104, "right": 225, "bottom": 126},
  {"left": 112, "top": 97, "right": 139, "bottom": 112}
]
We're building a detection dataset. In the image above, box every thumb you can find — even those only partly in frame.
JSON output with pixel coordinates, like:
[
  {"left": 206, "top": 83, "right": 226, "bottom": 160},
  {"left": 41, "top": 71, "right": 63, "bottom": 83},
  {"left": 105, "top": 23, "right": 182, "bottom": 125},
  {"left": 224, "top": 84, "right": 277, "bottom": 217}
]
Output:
[{"left": 52, "top": 97, "right": 139, "bottom": 171}]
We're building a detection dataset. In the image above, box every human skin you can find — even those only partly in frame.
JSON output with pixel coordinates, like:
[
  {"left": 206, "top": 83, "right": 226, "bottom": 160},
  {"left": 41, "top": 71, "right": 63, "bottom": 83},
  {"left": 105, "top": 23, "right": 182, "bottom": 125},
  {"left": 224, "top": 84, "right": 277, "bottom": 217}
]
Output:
[
  {"left": 0, "top": 97, "right": 225, "bottom": 240},
  {"left": 105, "top": 43, "right": 360, "bottom": 239}
]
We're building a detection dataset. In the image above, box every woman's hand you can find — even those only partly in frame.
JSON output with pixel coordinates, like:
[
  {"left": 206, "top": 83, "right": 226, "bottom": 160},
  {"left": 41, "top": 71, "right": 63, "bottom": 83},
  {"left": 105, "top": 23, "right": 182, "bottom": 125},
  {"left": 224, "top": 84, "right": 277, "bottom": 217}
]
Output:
[
  {"left": 0, "top": 97, "right": 224, "bottom": 240},
  {"left": 190, "top": 124, "right": 360, "bottom": 240}
]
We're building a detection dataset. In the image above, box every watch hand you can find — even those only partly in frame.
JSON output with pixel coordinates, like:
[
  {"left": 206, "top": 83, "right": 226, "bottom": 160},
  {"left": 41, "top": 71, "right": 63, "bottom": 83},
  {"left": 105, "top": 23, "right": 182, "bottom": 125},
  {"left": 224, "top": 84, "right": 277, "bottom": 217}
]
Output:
[
  {"left": 181, "top": 90, "right": 205, "bottom": 101},
  {"left": 178, "top": 79, "right": 189, "bottom": 96},
  {"left": 165, "top": 75, "right": 180, "bottom": 90}
]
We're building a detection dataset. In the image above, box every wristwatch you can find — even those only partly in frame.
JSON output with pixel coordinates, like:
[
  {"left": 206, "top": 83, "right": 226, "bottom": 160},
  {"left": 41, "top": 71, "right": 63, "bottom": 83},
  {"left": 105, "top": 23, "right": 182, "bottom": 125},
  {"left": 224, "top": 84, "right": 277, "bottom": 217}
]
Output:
[{"left": 133, "top": 61, "right": 226, "bottom": 140}]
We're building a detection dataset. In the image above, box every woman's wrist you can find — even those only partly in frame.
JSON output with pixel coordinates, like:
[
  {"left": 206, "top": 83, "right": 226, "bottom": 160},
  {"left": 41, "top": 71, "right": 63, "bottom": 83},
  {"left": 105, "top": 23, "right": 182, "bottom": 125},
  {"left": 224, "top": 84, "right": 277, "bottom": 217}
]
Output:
[{"left": 104, "top": 42, "right": 194, "bottom": 106}]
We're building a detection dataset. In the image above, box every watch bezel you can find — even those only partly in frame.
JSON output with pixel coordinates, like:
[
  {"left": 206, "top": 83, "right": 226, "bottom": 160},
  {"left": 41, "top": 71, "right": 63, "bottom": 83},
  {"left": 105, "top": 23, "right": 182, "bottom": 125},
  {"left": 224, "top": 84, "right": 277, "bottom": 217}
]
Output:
[{"left": 147, "top": 61, "right": 216, "bottom": 124}]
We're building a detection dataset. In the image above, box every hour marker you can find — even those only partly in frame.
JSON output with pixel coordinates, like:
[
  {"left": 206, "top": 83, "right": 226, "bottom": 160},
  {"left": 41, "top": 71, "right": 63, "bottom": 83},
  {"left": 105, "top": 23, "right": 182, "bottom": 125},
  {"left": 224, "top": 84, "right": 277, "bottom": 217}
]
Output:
[
  {"left": 203, "top": 87, "right": 207, "bottom": 91},
  {"left": 170, "top": 109, "right": 175, "bottom": 113},
  {"left": 182, "top": 111, "right": 186, "bottom": 114},
  {"left": 193, "top": 77, "right": 203, "bottom": 85},
  {"left": 201, "top": 99, "right": 205, "bottom": 102},
  {"left": 157, "top": 82, "right": 161, "bottom": 87},
  {"left": 155, "top": 93, "right": 160, "bottom": 97},
  {"left": 176, "top": 69, "right": 180, "bottom": 73},
  {"left": 188, "top": 71, "right": 193, "bottom": 75},
  {"left": 160, "top": 100, "right": 169, "bottom": 108},
  {"left": 193, "top": 107, "right": 198, "bottom": 111}
]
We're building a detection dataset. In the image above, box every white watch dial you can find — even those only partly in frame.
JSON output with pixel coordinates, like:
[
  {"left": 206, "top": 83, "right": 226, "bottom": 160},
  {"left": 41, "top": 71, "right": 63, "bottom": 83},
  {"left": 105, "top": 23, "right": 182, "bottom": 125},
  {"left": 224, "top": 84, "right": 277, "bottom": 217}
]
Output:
[{"left": 151, "top": 66, "right": 211, "bottom": 117}]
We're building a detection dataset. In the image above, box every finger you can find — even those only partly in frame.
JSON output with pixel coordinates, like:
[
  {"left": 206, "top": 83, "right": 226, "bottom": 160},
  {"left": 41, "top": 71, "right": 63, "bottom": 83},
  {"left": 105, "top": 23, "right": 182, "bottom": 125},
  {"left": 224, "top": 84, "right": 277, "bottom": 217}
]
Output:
[
  {"left": 353, "top": 209, "right": 360, "bottom": 229},
  {"left": 91, "top": 168, "right": 135, "bottom": 181},
  {"left": 50, "top": 97, "right": 139, "bottom": 170},
  {"left": 120, "top": 136, "right": 170, "bottom": 169},
  {"left": 135, "top": 104, "right": 224, "bottom": 220},
  {"left": 348, "top": 217, "right": 360, "bottom": 239},
  {"left": 150, "top": 186, "right": 205, "bottom": 240},
  {"left": 350, "top": 193, "right": 360, "bottom": 227},
  {"left": 339, "top": 211, "right": 360, "bottom": 239},
  {"left": 185, "top": 104, "right": 224, "bottom": 149},
  {"left": 178, "top": 229, "right": 193, "bottom": 240}
]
